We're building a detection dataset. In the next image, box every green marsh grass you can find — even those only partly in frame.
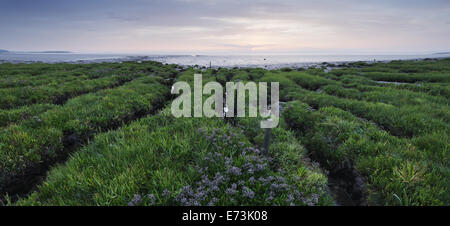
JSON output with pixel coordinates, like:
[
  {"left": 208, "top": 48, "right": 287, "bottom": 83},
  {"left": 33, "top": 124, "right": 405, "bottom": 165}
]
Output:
[{"left": 1, "top": 58, "right": 448, "bottom": 206}]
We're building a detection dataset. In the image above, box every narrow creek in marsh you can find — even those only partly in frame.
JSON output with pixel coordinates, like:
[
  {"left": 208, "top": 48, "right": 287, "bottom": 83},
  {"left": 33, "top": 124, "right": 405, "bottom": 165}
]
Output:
[{"left": 327, "top": 166, "right": 368, "bottom": 206}]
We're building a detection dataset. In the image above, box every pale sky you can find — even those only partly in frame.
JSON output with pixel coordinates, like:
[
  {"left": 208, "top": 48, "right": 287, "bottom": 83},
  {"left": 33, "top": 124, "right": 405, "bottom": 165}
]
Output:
[{"left": 1, "top": 0, "right": 449, "bottom": 54}]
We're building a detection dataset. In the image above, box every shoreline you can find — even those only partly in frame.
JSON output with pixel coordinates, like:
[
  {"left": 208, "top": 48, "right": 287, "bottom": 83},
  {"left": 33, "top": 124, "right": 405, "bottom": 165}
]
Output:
[{"left": 1, "top": 54, "right": 449, "bottom": 70}]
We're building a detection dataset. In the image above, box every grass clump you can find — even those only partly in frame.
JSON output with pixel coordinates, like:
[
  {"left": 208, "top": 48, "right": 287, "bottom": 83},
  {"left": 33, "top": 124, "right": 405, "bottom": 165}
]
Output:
[
  {"left": 17, "top": 109, "right": 332, "bottom": 206},
  {"left": 283, "top": 102, "right": 448, "bottom": 205},
  {"left": 0, "top": 76, "right": 171, "bottom": 194}
]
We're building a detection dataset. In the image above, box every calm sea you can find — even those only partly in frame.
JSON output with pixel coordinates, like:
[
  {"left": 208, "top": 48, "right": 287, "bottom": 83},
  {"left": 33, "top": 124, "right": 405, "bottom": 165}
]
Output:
[{"left": 1, "top": 52, "right": 449, "bottom": 68}]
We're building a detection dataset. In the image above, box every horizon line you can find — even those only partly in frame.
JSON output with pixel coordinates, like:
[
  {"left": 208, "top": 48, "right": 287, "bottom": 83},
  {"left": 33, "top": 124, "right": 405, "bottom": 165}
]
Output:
[{"left": 2, "top": 49, "right": 449, "bottom": 56}]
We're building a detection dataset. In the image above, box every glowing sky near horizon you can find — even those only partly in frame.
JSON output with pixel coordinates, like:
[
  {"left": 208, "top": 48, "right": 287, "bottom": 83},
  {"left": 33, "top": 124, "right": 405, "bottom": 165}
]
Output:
[{"left": 0, "top": 0, "right": 449, "bottom": 54}]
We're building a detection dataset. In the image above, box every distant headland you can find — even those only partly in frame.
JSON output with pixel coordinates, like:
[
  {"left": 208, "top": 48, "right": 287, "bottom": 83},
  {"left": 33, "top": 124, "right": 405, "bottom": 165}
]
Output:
[
  {"left": 29, "top": 51, "right": 72, "bottom": 53},
  {"left": 0, "top": 49, "right": 72, "bottom": 54}
]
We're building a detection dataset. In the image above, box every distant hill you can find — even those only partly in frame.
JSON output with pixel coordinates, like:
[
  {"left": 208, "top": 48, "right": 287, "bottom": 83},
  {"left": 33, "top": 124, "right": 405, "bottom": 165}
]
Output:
[
  {"left": 434, "top": 52, "right": 450, "bottom": 55},
  {"left": 20, "top": 51, "right": 72, "bottom": 53},
  {"left": 0, "top": 50, "right": 71, "bottom": 54},
  {"left": 37, "top": 51, "right": 72, "bottom": 53}
]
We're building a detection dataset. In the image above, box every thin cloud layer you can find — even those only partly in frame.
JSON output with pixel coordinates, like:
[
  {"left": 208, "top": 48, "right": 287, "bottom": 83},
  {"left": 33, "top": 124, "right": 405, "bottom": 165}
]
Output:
[{"left": 0, "top": 0, "right": 449, "bottom": 53}]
